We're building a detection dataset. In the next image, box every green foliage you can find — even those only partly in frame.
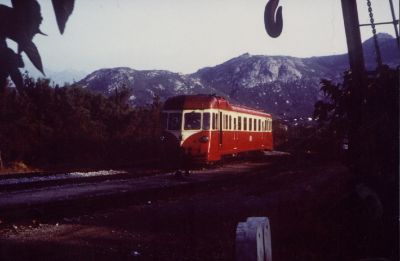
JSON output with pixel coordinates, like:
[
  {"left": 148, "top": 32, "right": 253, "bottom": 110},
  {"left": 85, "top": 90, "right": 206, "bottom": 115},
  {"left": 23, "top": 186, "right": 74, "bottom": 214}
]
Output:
[
  {"left": 0, "top": 0, "right": 75, "bottom": 91},
  {"left": 0, "top": 75, "right": 163, "bottom": 168},
  {"left": 314, "top": 66, "right": 399, "bottom": 178}
]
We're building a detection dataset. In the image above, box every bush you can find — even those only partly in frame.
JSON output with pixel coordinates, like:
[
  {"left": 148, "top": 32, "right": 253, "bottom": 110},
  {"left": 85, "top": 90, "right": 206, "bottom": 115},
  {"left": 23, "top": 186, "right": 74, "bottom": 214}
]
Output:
[{"left": 0, "top": 75, "right": 163, "bottom": 169}]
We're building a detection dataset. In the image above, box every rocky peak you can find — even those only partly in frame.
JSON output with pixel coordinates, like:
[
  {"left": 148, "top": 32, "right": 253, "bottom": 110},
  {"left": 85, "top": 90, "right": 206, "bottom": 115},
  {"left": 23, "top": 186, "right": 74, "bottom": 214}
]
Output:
[{"left": 78, "top": 35, "right": 399, "bottom": 117}]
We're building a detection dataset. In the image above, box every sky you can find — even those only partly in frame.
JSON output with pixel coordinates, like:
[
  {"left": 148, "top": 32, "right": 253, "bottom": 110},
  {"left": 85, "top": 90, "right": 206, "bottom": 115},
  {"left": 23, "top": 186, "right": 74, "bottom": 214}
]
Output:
[{"left": 2, "top": 0, "right": 399, "bottom": 75}]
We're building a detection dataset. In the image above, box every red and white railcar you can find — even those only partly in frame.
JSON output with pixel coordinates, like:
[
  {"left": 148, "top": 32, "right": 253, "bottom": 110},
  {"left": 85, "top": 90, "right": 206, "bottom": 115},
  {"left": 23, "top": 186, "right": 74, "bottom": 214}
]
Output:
[{"left": 161, "top": 95, "right": 273, "bottom": 164}]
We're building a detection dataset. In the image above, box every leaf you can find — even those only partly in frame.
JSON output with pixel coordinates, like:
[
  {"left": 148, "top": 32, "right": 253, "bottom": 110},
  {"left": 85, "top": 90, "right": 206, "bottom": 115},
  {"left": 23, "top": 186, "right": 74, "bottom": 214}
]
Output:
[
  {"left": 52, "top": 0, "right": 75, "bottom": 34},
  {"left": 10, "top": 0, "right": 28, "bottom": 9},
  {"left": 11, "top": 0, "right": 42, "bottom": 37},
  {"left": 0, "top": 46, "right": 24, "bottom": 90},
  {"left": 20, "top": 40, "right": 44, "bottom": 75}
]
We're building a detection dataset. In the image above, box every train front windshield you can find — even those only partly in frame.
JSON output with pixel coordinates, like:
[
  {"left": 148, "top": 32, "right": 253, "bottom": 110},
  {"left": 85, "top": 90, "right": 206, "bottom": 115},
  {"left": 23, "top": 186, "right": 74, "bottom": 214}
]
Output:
[
  {"left": 184, "top": 112, "right": 201, "bottom": 130},
  {"left": 162, "top": 111, "right": 211, "bottom": 131},
  {"left": 202, "top": 113, "right": 210, "bottom": 130}
]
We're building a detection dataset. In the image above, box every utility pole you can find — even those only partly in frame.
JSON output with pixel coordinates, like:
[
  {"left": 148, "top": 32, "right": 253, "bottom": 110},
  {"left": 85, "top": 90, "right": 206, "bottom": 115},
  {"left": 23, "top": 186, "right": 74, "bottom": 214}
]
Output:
[
  {"left": 341, "top": 0, "right": 365, "bottom": 80},
  {"left": 341, "top": 0, "right": 368, "bottom": 176}
]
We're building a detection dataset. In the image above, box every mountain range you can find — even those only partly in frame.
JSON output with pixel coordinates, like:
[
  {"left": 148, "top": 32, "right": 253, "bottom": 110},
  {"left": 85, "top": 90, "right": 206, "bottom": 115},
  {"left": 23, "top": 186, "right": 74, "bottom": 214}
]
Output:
[
  {"left": 22, "top": 62, "right": 87, "bottom": 86},
  {"left": 78, "top": 33, "right": 399, "bottom": 118}
]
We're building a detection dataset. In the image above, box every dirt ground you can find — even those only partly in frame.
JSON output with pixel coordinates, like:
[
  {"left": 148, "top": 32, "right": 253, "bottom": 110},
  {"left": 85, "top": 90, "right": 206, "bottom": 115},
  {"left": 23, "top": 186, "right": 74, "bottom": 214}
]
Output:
[{"left": 0, "top": 157, "right": 397, "bottom": 261}]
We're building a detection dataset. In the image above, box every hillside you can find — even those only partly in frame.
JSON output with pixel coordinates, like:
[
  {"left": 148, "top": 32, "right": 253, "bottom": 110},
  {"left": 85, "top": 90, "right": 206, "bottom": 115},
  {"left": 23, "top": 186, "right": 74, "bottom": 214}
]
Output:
[{"left": 78, "top": 34, "right": 399, "bottom": 118}]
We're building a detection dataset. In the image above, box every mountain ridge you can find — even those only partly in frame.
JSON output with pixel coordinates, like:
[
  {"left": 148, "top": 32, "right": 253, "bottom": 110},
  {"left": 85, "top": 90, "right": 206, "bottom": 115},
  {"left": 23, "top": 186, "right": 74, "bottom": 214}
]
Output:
[{"left": 78, "top": 34, "right": 399, "bottom": 118}]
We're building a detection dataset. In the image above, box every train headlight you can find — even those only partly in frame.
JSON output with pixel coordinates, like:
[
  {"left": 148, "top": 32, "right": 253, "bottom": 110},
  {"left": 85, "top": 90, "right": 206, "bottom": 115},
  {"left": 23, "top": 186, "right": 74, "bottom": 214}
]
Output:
[{"left": 199, "top": 136, "right": 209, "bottom": 143}]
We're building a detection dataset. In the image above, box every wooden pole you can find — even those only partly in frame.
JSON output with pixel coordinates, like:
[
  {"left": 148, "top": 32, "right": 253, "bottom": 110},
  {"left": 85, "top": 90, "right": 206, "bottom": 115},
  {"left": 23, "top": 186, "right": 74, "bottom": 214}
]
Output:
[
  {"left": 341, "top": 0, "right": 365, "bottom": 78},
  {"left": 341, "top": 0, "right": 367, "bottom": 176}
]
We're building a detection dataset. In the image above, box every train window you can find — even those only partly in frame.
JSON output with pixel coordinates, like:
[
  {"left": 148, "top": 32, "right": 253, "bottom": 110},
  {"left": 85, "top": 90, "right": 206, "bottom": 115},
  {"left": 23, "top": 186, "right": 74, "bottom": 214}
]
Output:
[
  {"left": 229, "top": 115, "right": 232, "bottom": 130},
  {"left": 168, "top": 113, "right": 182, "bottom": 131},
  {"left": 212, "top": 113, "right": 216, "bottom": 130},
  {"left": 265, "top": 120, "right": 267, "bottom": 131},
  {"left": 184, "top": 112, "right": 201, "bottom": 130},
  {"left": 244, "top": 117, "right": 247, "bottom": 131},
  {"left": 254, "top": 119, "right": 257, "bottom": 132},
  {"left": 234, "top": 118, "right": 237, "bottom": 130},
  {"left": 249, "top": 118, "right": 252, "bottom": 131},
  {"left": 213, "top": 113, "right": 216, "bottom": 129},
  {"left": 216, "top": 113, "right": 219, "bottom": 129},
  {"left": 258, "top": 119, "right": 261, "bottom": 131},
  {"left": 161, "top": 113, "right": 168, "bottom": 129},
  {"left": 225, "top": 114, "right": 227, "bottom": 129},
  {"left": 203, "top": 112, "right": 210, "bottom": 130},
  {"left": 238, "top": 116, "right": 242, "bottom": 130},
  {"left": 219, "top": 112, "right": 222, "bottom": 130}
]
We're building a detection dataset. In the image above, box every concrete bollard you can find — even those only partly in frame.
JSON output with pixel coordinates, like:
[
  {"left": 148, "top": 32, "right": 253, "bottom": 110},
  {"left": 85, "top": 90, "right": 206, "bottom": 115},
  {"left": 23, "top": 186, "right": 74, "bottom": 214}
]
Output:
[{"left": 236, "top": 217, "right": 272, "bottom": 261}]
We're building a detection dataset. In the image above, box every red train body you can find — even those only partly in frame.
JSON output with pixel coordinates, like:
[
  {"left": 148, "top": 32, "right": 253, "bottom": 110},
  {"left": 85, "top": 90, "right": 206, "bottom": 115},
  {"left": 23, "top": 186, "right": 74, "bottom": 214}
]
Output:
[{"left": 161, "top": 95, "right": 273, "bottom": 164}]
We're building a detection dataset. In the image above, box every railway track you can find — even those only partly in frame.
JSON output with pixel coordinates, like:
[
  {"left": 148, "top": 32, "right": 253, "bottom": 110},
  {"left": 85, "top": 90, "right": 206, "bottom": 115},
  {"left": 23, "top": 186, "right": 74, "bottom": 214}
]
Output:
[
  {"left": 0, "top": 154, "right": 354, "bottom": 261},
  {"left": 0, "top": 152, "right": 293, "bottom": 222},
  {"left": 0, "top": 168, "right": 163, "bottom": 192},
  {"left": 0, "top": 151, "right": 288, "bottom": 192}
]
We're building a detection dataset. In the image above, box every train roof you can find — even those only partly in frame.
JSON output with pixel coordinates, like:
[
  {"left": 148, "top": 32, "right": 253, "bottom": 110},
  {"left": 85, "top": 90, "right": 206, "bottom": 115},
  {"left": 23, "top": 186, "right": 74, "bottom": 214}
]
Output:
[{"left": 163, "top": 95, "right": 271, "bottom": 118}]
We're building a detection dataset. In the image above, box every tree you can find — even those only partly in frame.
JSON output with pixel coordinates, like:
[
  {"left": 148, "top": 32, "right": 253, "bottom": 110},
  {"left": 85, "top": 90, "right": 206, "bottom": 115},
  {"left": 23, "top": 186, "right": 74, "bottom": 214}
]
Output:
[
  {"left": 0, "top": 0, "right": 75, "bottom": 92},
  {"left": 314, "top": 65, "right": 399, "bottom": 182}
]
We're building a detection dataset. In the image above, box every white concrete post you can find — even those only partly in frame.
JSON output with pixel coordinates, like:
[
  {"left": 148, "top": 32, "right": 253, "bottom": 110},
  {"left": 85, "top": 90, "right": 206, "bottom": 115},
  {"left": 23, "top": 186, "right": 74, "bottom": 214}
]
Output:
[{"left": 236, "top": 217, "right": 272, "bottom": 261}]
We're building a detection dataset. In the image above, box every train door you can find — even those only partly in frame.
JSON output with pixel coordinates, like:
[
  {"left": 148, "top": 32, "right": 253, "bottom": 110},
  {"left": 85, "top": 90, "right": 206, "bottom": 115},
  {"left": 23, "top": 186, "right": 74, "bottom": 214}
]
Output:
[
  {"left": 219, "top": 111, "right": 223, "bottom": 147},
  {"left": 227, "top": 114, "right": 234, "bottom": 153},
  {"left": 209, "top": 112, "right": 219, "bottom": 162},
  {"left": 232, "top": 115, "right": 238, "bottom": 153},
  {"left": 220, "top": 111, "right": 231, "bottom": 155}
]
